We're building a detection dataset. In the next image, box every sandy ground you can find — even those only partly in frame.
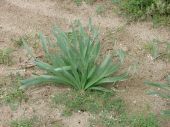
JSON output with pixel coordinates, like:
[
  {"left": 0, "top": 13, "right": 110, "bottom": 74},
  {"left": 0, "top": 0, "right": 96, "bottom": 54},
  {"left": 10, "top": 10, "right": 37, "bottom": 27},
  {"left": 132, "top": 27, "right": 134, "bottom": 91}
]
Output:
[{"left": 0, "top": 0, "right": 170, "bottom": 127}]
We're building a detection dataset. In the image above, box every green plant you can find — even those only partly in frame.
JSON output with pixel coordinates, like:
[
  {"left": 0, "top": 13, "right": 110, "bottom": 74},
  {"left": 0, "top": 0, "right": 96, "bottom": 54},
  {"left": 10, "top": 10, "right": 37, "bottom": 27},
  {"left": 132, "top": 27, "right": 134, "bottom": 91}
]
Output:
[
  {"left": 52, "top": 122, "right": 64, "bottom": 127},
  {"left": 144, "top": 40, "right": 159, "bottom": 59},
  {"left": 120, "top": 0, "right": 154, "bottom": 20},
  {"left": 144, "top": 40, "right": 170, "bottom": 61},
  {"left": 4, "top": 88, "right": 26, "bottom": 105},
  {"left": 96, "top": 5, "right": 106, "bottom": 15},
  {"left": 90, "top": 113, "right": 159, "bottom": 127},
  {"left": 111, "top": 0, "right": 120, "bottom": 4},
  {"left": 0, "top": 48, "right": 13, "bottom": 65},
  {"left": 130, "top": 114, "right": 159, "bottom": 127},
  {"left": 74, "top": 0, "right": 96, "bottom": 6},
  {"left": 12, "top": 37, "right": 24, "bottom": 47},
  {"left": 84, "top": 0, "right": 96, "bottom": 5},
  {"left": 21, "top": 20, "right": 127, "bottom": 92},
  {"left": 166, "top": 42, "right": 170, "bottom": 61},
  {"left": 53, "top": 90, "right": 125, "bottom": 115},
  {"left": 145, "top": 75, "right": 170, "bottom": 116},
  {"left": 1, "top": 74, "right": 27, "bottom": 109},
  {"left": 116, "top": 0, "right": 170, "bottom": 26},
  {"left": 10, "top": 118, "right": 34, "bottom": 127},
  {"left": 74, "top": 0, "right": 82, "bottom": 6},
  {"left": 147, "top": 0, "right": 170, "bottom": 16},
  {"left": 12, "top": 37, "right": 24, "bottom": 48},
  {"left": 152, "top": 15, "right": 170, "bottom": 27},
  {"left": 90, "top": 113, "right": 127, "bottom": 127},
  {"left": 116, "top": 49, "right": 126, "bottom": 64}
]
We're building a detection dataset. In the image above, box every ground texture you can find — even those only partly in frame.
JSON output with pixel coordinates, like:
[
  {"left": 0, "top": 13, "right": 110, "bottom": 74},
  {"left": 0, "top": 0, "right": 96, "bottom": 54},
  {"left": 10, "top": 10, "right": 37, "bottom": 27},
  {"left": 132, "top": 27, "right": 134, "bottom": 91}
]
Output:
[{"left": 0, "top": 0, "right": 170, "bottom": 127}]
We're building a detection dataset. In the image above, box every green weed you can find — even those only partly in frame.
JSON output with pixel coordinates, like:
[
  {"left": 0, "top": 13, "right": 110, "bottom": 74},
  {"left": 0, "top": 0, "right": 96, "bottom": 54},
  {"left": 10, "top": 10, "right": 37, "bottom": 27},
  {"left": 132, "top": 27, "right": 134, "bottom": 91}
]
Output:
[
  {"left": 10, "top": 118, "right": 34, "bottom": 127},
  {"left": 74, "top": 0, "right": 82, "bottom": 6},
  {"left": 53, "top": 90, "right": 125, "bottom": 115},
  {"left": 103, "top": 29, "right": 115, "bottom": 45},
  {"left": 144, "top": 40, "right": 170, "bottom": 61},
  {"left": 11, "top": 37, "right": 25, "bottom": 48},
  {"left": 166, "top": 42, "right": 170, "bottom": 61},
  {"left": 51, "top": 121, "right": 64, "bottom": 127},
  {"left": 3, "top": 88, "right": 27, "bottom": 108},
  {"left": 130, "top": 114, "right": 159, "bottom": 127},
  {"left": 152, "top": 15, "right": 170, "bottom": 27},
  {"left": 84, "top": 0, "right": 96, "bottom": 5},
  {"left": 144, "top": 40, "right": 159, "bottom": 59},
  {"left": 116, "top": 49, "right": 126, "bottom": 64},
  {"left": 1, "top": 74, "right": 27, "bottom": 109},
  {"left": 0, "top": 48, "right": 13, "bottom": 65},
  {"left": 96, "top": 5, "right": 106, "bottom": 15},
  {"left": 90, "top": 113, "right": 159, "bottom": 127},
  {"left": 119, "top": 0, "right": 154, "bottom": 20},
  {"left": 74, "top": 0, "right": 96, "bottom": 6}
]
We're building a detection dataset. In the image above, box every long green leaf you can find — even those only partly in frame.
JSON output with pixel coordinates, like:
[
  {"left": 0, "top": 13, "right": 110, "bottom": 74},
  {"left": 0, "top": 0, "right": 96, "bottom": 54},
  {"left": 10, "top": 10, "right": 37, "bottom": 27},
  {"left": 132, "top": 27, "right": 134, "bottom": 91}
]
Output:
[
  {"left": 20, "top": 75, "right": 67, "bottom": 89},
  {"left": 145, "top": 81, "right": 170, "bottom": 91},
  {"left": 90, "top": 86, "right": 112, "bottom": 93},
  {"left": 95, "top": 73, "right": 128, "bottom": 86}
]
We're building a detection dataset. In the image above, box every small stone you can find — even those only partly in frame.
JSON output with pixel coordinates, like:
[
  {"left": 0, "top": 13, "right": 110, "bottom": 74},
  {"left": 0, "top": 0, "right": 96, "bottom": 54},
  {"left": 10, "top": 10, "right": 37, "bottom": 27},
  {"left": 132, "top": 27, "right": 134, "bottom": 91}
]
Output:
[{"left": 133, "top": 100, "right": 137, "bottom": 104}]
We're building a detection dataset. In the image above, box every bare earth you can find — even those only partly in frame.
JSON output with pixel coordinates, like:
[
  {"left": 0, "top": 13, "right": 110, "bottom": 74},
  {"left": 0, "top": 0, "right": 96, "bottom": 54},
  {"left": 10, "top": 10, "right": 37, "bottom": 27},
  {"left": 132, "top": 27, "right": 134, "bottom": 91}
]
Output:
[{"left": 0, "top": 0, "right": 170, "bottom": 127}]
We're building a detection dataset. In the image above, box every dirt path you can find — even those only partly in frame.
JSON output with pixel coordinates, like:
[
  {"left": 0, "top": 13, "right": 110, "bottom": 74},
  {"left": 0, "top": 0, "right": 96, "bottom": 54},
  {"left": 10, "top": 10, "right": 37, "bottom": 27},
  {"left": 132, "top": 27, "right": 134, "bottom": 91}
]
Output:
[{"left": 0, "top": 0, "right": 170, "bottom": 127}]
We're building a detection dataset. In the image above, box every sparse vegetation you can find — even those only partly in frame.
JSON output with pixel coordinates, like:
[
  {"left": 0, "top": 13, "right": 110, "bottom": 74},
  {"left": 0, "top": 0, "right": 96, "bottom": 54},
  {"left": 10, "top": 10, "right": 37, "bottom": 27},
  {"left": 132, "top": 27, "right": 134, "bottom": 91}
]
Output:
[
  {"left": 53, "top": 90, "right": 159, "bottom": 127},
  {"left": 3, "top": 87, "right": 27, "bottom": 109},
  {"left": 130, "top": 114, "right": 159, "bottom": 127},
  {"left": 144, "top": 39, "right": 170, "bottom": 61},
  {"left": 51, "top": 121, "right": 64, "bottom": 127},
  {"left": 96, "top": 5, "right": 106, "bottom": 15},
  {"left": 145, "top": 75, "right": 170, "bottom": 116},
  {"left": 53, "top": 90, "right": 125, "bottom": 115},
  {"left": 116, "top": 49, "right": 126, "bottom": 64},
  {"left": 12, "top": 37, "right": 24, "bottom": 48},
  {"left": 144, "top": 40, "right": 159, "bottom": 59},
  {"left": 90, "top": 113, "right": 159, "bottom": 127},
  {"left": 1, "top": 74, "right": 27, "bottom": 109},
  {"left": 74, "top": 0, "right": 96, "bottom": 6},
  {"left": 10, "top": 118, "right": 35, "bottom": 127},
  {"left": 0, "top": 48, "right": 13, "bottom": 65},
  {"left": 12, "top": 34, "right": 40, "bottom": 53}
]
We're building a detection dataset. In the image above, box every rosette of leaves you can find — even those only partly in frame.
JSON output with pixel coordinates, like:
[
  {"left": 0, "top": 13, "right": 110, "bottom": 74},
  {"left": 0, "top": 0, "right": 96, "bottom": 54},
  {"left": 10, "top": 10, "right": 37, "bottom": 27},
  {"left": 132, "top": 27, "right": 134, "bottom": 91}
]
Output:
[{"left": 20, "top": 20, "right": 127, "bottom": 92}]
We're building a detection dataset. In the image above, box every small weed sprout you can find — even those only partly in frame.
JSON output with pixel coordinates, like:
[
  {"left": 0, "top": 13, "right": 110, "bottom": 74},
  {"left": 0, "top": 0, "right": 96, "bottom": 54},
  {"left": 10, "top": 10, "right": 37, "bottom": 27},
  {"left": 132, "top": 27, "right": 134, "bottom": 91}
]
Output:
[
  {"left": 84, "top": 0, "right": 96, "bottom": 5},
  {"left": 144, "top": 40, "right": 170, "bottom": 61},
  {"left": 130, "top": 114, "right": 159, "bottom": 127},
  {"left": 0, "top": 48, "right": 13, "bottom": 65},
  {"left": 144, "top": 40, "right": 159, "bottom": 59},
  {"left": 12, "top": 37, "right": 24, "bottom": 47},
  {"left": 96, "top": 5, "right": 105, "bottom": 15},
  {"left": 166, "top": 43, "right": 170, "bottom": 61},
  {"left": 74, "top": 0, "right": 96, "bottom": 6},
  {"left": 10, "top": 118, "right": 35, "bottom": 127},
  {"left": 116, "top": 49, "right": 126, "bottom": 64},
  {"left": 90, "top": 113, "right": 159, "bottom": 127},
  {"left": 1, "top": 74, "right": 27, "bottom": 109},
  {"left": 114, "top": 0, "right": 170, "bottom": 26},
  {"left": 74, "top": 0, "right": 82, "bottom": 6}
]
